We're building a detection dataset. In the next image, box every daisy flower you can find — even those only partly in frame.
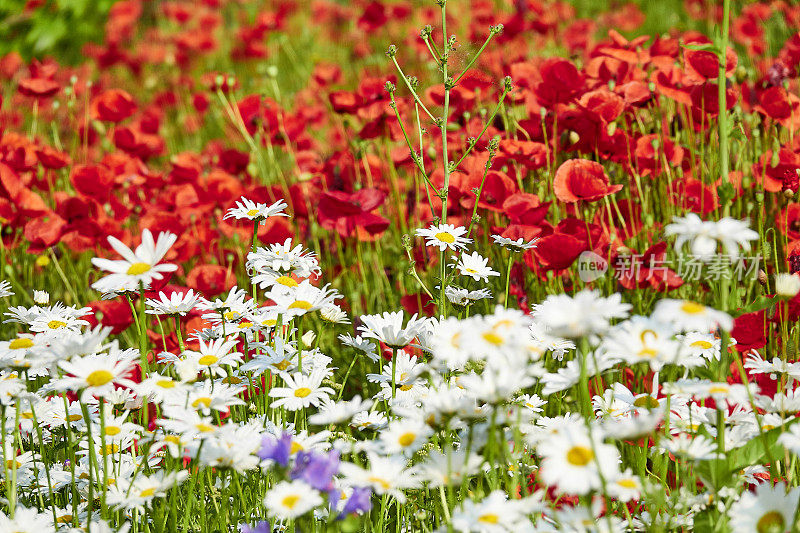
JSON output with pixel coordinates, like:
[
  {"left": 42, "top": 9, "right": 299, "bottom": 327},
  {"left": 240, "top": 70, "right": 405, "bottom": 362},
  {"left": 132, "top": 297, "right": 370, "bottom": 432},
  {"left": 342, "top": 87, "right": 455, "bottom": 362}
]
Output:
[
  {"left": 532, "top": 289, "right": 631, "bottom": 339},
  {"left": 0, "top": 280, "right": 13, "bottom": 298},
  {"left": 181, "top": 337, "right": 243, "bottom": 378},
  {"left": 379, "top": 418, "right": 433, "bottom": 456},
  {"left": 146, "top": 290, "right": 200, "bottom": 316},
  {"left": 269, "top": 366, "right": 334, "bottom": 411},
  {"left": 444, "top": 286, "right": 493, "bottom": 307},
  {"left": 453, "top": 251, "right": 500, "bottom": 282},
  {"left": 665, "top": 213, "right": 758, "bottom": 261},
  {"left": 339, "top": 454, "right": 419, "bottom": 503},
  {"left": 729, "top": 482, "right": 800, "bottom": 533},
  {"left": 358, "top": 310, "right": 429, "bottom": 349},
  {"left": 652, "top": 299, "right": 733, "bottom": 332},
  {"left": 415, "top": 223, "right": 471, "bottom": 252},
  {"left": 775, "top": 273, "right": 800, "bottom": 298},
  {"left": 224, "top": 196, "right": 288, "bottom": 224},
  {"left": 55, "top": 352, "right": 137, "bottom": 401},
  {"left": 491, "top": 234, "right": 539, "bottom": 252},
  {"left": 0, "top": 506, "right": 55, "bottom": 533},
  {"left": 308, "top": 395, "right": 371, "bottom": 425},
  {"left": 91, "top": 229, "right": 178, "bottom": 293},
  {"left": 28, "top": 303, "right": 91, "bottom": 335},
  {"left": 537, "top": 425, "right": 620, "bottom": 495},
  {"left": 32, "top": 290, "right": 48, "bottom": 305},
  {"left": 263, "top": 480, "right": 322, "bottom": 520},
  {"left": 267, "top": 281, "right": 340, "bottom": 318},
  {"left": 247, "top": 239, "right": 320, "bottom": 278}
]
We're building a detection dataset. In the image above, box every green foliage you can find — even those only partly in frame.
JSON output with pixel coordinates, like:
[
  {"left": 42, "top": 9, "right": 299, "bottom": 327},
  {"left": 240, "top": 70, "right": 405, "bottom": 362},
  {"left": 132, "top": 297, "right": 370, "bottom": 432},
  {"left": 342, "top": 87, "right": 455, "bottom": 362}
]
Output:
[{"left": 0, "top": 0, "right": 115, "bottom": 64}]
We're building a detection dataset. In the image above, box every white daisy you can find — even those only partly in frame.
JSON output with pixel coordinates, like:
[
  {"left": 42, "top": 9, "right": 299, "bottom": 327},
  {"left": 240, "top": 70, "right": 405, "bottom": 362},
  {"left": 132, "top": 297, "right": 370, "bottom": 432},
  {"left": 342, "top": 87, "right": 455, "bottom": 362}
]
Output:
[
  {"left": 91, "top": 229, "right": 178, "bottom": 293},
  {"left": 263, "top": 480, "right": 322, "bottom": 519},
  {"left": 415, "top": 223, "right": 472, "bottom": 252},
  {"left": 224, "top": 196, "right": 289, "bottom": 224}
]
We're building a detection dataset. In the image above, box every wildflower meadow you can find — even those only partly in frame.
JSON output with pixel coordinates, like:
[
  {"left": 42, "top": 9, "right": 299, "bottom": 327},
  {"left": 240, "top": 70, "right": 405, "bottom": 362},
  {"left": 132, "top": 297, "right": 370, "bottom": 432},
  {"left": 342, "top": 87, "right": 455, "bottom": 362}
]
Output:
[{"left": 1, "top": 0, "right": 800, "bottom": 531}]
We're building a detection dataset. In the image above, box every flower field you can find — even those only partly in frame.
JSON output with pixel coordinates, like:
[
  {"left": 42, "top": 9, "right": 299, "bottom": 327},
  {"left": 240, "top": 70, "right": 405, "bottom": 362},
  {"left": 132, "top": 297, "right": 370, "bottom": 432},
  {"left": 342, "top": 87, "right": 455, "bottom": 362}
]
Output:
[{"left": 1, "top": 0, "right": 800, "bottom": 531}]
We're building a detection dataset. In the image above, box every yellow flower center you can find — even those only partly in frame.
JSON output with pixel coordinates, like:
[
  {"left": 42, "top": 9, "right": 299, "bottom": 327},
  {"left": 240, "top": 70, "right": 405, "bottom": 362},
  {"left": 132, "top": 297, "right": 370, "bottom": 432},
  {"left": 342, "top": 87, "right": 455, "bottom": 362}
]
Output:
[
  {"left": 246, "top": 209, "right": 260, "bottom": 217},
  {"left": 195, "top": 423, "right": 215, "bottom": 433},
  {"left": 367, "top": 476, "right": 391, "bottom": 490},
  {"left": 126, "top": 262, "right": 151, "bottom": 275},
  {"left": 633, "top": 396, "right": 660, "bottom": 409},
  {"left": 223, "top": 376, "right": 243, "bottom": 384},
  {"left": 281, "top": 495, "right": 301, "bottom": 509},
  {"left": 5, "top": 459, "right": 21, "bottom": 469},
  {"left": 708, "top": 385, "right": 729, "bottom": 394},
  {"left": 294, "top": 387, "right": 312, "bottom": 398},
  {"left": 276, "top": 276, "right": 298, "bottom": 287},
  {"left": 86, "top": 370, "right": 114, "bottom": 387},
  {"left": 617, "top": 478, "right": 638, "bottom": 489},
  {"left": 290, "top": 441, "right": 304, "bottom": 454},
  {"left": 224, "top": 311, "right": 239, "bottom": 320},
  {"left": 8, "top": 338, "right": 33, "bottom": 350},
  {"left": 67, "top": 414, "right": 82, "bottom": 422},
  {"left": 398, "top": 432, "right": 417, "bottom": 447},
  {"left": 274, "top": 360, "right": 291, "bottom": 371},
  {"left": 47, "top": 320, "right": 67, "bottom": 329},
  {"left": 165, "top": 435, "right": 181, "bottom": 444},
  {"left": 756, "top": 511, "right": 785, "bottom": 533},
  {"left": 35, "top": 255, "right": 50, "bottom": 267},
  {"left": 101, "top": 444, "right": 120, "bottom": 455},
  {"left": 566, "top": 445, "right": 594, "bottom": 466},
  {"left": 638, "top": 348, "right": 658, "bottom": 358},
  {"left": 690, "top": 340, "right": 713, "bottom": 349},
  {"left": 478, "top": 514, "right": 499, "bottom": 524},
  {"left": 434, "top": 232, "right": 455, "bottom": 243},
  {"left": 288, "top": 300, "right": 313, "bottom": 311},
  {"left": 105, "top": 426, "right": 121, "bottom": 436},
  {"left": 140, "top": 487, "right": 156, "bottom": 497},
  {"left": 262, "top": 319, "right": 277, "bottom": 327},
  {"left": 681, "top": 301, "right": 706, "bottom": 314},
  {"left": 482, "top": 332, "right": 504, "bottom": 346},
  {"left": 156, "top": 379, "right": 175, "bottom": 388},
  {"left": 192, "top": 397, "right": 212, "bottom": 408},
  {"left": 198, "top": 355, "right": 218, "bottom": 366},
  {"left": 56, "top": 514, "right": 72, "bottom": 523},
  {"left": 400, "top": 384, "right": 413, "bottom": 392}
]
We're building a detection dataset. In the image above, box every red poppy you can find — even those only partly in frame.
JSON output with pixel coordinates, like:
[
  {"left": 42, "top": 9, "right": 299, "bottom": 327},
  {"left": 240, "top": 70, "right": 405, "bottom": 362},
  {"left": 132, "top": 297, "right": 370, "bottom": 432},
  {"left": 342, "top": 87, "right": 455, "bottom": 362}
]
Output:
[
  {"left": 553, "top": 159, "right": 623, "bottom": 203},
  {"left": 90, "top": 89, "right": 137, "bottom": 122},
  {"left": 317, "top": 188, "right": 390, "bottom": 239},
  {"left": 86, "top": 298, "right": 134, "bottom": 334},
  {"left": 186, "top": 264, "right": 237, "bottom": 297}
]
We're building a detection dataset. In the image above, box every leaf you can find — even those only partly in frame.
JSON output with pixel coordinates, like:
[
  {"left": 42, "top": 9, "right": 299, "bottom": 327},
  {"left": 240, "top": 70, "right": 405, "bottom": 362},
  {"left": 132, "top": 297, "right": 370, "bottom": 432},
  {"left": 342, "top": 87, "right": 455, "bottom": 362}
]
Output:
[{"left": 729, "top": 295, "right": 775, "bottom": 317}]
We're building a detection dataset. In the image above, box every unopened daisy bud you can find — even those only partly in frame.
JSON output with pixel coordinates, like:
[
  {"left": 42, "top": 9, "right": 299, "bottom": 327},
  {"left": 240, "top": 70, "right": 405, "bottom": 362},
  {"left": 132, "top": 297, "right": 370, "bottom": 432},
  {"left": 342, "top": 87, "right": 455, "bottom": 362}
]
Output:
[
  {"left": 775, "top": 273, "right": 800, "bottom": 298},
  {"left": 33, "top": 290, "right": 49, "bottom": 305},
  {"left": 301, "top": 330, "right": 317, "bottom": 347}
]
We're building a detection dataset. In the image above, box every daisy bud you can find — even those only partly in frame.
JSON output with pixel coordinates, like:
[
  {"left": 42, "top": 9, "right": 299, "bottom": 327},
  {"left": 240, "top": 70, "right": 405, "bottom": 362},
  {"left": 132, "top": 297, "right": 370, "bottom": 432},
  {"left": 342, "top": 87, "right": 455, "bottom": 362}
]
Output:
[
  {"left": 33, "top": 290, "right": 49, "bottom": 305},
  {"left": 775, "top": 273, "right": 800, "bottom": 298},
  {"left": 302, "top": 330, "right": 317, "bottom": 347},
  {"left": 758, "top": 269, "right": 768, "bottom": 287}
]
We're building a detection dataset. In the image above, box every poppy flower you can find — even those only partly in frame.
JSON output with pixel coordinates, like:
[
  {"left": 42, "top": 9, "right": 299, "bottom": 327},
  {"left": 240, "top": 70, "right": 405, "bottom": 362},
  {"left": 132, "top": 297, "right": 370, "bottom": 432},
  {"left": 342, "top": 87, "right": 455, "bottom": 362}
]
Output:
[
  {"left": 317, "top": 188, "right": 390, "bottom": 239},
  {"left": 86, "top": 298, "right": 134, "bottom": 334},
  {"left": 553, "top": 159, "right": 623, "bottom": 203},
  {"left": 731, "top": 309, "right": 768, "bottom": 351},
  {"left": 24, "top": 212, "right": 66, "bottom": 253},
  {"left": 90, "top": 89, "right": 137, "bottom": 122},
  {"left": 186, "top": 264, "right": 237, "bottom": 297}
]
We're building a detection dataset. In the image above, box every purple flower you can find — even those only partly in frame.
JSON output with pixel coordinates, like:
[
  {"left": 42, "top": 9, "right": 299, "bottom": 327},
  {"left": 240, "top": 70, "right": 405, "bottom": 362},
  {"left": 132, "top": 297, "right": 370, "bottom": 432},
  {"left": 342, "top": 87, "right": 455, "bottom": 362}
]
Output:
[
  {"left": 257, "top": 433, "right": 292, "bottom": 466},
  {"left": 239, "top": 521, "right": 271, "bottom": 533},
  {"left": 290, "top": 450, "right": 339, "bottom": 492},
  {"left": 341, "top": 487, "right": 372, "bottom": 516}
]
